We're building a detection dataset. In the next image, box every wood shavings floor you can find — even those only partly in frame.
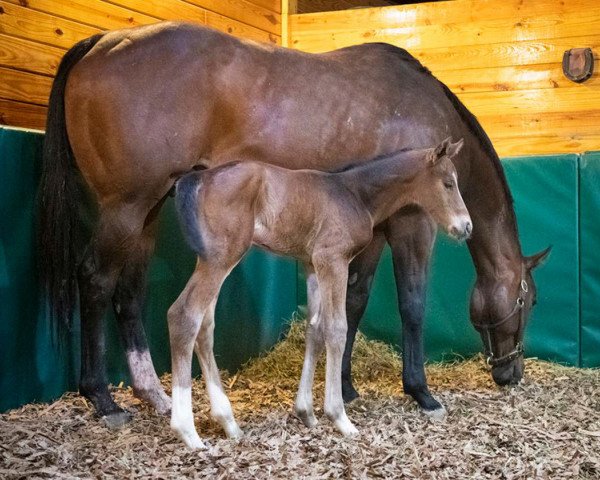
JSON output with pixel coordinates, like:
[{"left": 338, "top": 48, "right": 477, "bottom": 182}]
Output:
[{"left": 1, "top": 322, "right": 599, "bottom": 479}]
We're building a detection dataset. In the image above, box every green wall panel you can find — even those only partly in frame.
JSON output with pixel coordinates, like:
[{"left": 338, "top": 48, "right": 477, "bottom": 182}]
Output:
[
  {"left": 502, "top": 155, "right": 579, "bottom": 365},
  {"left": 580, "top": 152, "right": 600, "bottom": 368},
  {"left": 0, "top": 128, "right": 79, "bottom": 411}
]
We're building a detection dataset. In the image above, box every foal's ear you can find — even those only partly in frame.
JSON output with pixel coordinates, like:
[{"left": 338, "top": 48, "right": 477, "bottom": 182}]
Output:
[
  {"left": 446, "top": 138, "right": 464, "bottom": 159},
  {"left": 525, "top": 246, "right": 552, "bottom": 270},
  {"left": 429, "top": 137, "right": 453, "bottom": 165}
]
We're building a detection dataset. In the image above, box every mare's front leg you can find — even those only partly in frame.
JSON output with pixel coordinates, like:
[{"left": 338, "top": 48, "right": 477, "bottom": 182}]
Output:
[
  {"left": 194, "top": 299, "right": 241, "bottom": 439},
  {"left": 342, "top": 228, "right": 386, "bottom": 402},
  {"left": 315, "top": 257, "right": 358, "bottom": 436},
  {"left": 112, "top": 199, "right": 171, "bottom": 416},
  {"left": 386, "top": 209, "right": 446, "bottom": 418},
  {"left": 294, "top": 264, "right": 324, "bottom": 428}
]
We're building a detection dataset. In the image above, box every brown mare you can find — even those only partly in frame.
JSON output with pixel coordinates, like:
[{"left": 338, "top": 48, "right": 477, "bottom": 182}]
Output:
[
  {"left": 169, "top": 139, "right": 471, "bottom": 448},
  {"left": 38, "top": 22, "right": 550, "bottom": 427}
]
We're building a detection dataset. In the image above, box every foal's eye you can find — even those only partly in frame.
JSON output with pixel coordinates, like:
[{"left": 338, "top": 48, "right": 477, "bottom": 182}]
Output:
[{"left": 444, "top": 181, "right": 454, "bottom": 190}]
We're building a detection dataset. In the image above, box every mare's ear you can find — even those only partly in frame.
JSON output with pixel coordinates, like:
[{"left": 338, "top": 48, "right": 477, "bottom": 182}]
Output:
[
  {"left": 429, "top": 137, "right": 452, "bottom": 166},
  {"left": 525, "top": 246, "right": 552, "bottom": 270},
  {"left": 446, "top": 138, "right": 464, "bottom": 159}
]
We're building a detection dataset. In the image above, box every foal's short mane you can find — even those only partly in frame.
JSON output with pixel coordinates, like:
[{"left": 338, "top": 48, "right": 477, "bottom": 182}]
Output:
[
  {"left": 369, "top": 43, "right": 515, "bottom": 208},
  {"left": 330, "top": 146, "right": 414, "bottom": 174}
]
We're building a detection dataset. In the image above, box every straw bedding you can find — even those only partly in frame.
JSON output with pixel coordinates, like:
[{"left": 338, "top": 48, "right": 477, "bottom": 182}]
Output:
[{"left": 1, "top": 321, "right": 599, "bottom": 479}]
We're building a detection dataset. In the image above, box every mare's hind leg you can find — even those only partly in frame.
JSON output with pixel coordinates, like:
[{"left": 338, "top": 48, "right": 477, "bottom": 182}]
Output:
[
  {"left": 112, "top": 199, "right": 171, "bottom": 416},
  {"left": 341, "top": 228, "right": 386, "bottom": 402},
  {"left": 78, "top": 204, "right": 148, "bottom": 427},
  {"left": 194, "top": 299, "right": 241, "bottom": 439},
  {"left": 386, "top": 209, "right": 446, "bottom": 418},
  {"left": 294, "top": 264, "right": 324, "bottom": 428}
]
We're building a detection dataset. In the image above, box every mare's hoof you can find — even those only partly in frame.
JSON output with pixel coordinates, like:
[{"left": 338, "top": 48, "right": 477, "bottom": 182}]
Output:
[
  {"left": 101, "top": 409, "right": 134, "bottom": 429},
  {"left": 422, "top": 405, "right": 447, "bottom": 421},
  {"left": 342, "top": 384, "right": 360, "bottom": 404},
  {"left": 133, "top": 387, "right": 172, "bottom": 416}
]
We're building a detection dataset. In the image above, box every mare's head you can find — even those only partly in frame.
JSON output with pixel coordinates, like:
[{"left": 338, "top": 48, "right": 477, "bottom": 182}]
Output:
[
  {"left": 471, "top": 247, "right": 551, "bottom": 386},
  {"left": 414, "top": 137, "right": 472, "bottom": 241}
]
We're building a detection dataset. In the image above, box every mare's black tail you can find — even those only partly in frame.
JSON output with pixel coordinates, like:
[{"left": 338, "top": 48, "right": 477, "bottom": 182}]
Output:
[
  {"left": 175, "top": 172, "right": 206, "bottom": 258},
  {"left": 38, "top": 33, "right": 104, "bottom": 340}
]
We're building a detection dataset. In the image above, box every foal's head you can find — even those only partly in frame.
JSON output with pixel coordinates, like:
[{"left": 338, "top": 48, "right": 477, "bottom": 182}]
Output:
[{"left": 414, "top": 137, "right": 471, "bottom": 241}]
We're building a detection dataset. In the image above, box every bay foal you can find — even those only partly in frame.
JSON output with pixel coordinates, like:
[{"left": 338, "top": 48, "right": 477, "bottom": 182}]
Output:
[{"left": 169, "top": 138, "right": 471, "bottom": 449}]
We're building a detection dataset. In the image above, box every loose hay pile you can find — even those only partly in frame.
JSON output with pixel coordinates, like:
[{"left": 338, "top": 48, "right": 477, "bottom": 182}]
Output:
[{"left": 1, "top": 321, "right": 599, "bottom": 479}]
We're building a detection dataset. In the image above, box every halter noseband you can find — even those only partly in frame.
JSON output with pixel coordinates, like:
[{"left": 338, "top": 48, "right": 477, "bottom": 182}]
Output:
[{"left": 471, "top": 274, "right": 529, "bottom": 368}]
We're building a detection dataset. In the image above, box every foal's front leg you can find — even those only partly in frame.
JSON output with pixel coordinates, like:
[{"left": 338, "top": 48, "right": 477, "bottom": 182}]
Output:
[
  {"left": 315, "top": 258, "right": 358, "bottom": 437},
  {"left": 295, "top": 265, "right": 324, "bottom": 428}
]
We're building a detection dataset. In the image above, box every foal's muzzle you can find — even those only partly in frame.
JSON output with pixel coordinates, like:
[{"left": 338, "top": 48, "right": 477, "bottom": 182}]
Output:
[{"left": 449, "top": 217, "right": 472, "bottom": 240}]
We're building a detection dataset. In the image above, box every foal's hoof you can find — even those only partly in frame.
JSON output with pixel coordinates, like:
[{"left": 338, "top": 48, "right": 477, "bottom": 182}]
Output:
[
  {"left": 178, "top": 431, "right": 207, "bottom": 450},
  {"left": 423, "top": 405, "right": 447, "bottom": 421},
  {"left": 334, "top": 417, "right": 360, "bottom": 437},
  {"left": 295, "top": 408, "right": 318, "bottom": 428},
  {"left": 101, "top": 410, "right": 133, "bottom": 429},
  {"left": 224, "top": 422, "right": 243, "bottom": 440}
]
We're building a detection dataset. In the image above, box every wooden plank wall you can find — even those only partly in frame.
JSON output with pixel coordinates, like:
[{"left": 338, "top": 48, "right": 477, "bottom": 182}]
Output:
[
  {"left": 289, "top": 0, "right": 600, "bottom": 157},
  {"left": 0, "top": 0, "right": 281, "bottom": 130}
]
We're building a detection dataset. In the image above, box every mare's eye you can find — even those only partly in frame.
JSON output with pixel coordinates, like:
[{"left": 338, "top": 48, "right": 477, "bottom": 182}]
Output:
[{"left": 444, "top": 181, "right": 454, "bottom": 190}]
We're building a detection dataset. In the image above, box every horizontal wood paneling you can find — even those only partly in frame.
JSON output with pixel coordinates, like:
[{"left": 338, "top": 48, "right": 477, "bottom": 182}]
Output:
[
  {"left": 0, "top": 98, "right": 46, "bottom": 130},
  {"left": 184, "top": 0, "right": 280, "bottom": 34},
  {"left": 3, "top": 0, "right": 157, "bottom": 30},
  {"left": 289, "top": 0, "right": 600, "bottom": 157},
  {"left": 0, "top": 34, "right": 62, "bottom": 76},
  {"left": 0, "top": 0, "right": 281, "bottom": 130},
  {"left": 0, "top": 1, "right": 101, "bottom": 49},
  {"left": 0, "top": 67, "right": 52, "bottom": 105}
]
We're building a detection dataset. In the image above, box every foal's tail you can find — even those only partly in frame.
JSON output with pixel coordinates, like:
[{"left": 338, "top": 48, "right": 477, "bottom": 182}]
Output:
[
  {"left": 38, "top": 33, "right": 104, "bottom": 339},
  {"left": 175, "top": 172, "right": 206, "bottom": 258}
]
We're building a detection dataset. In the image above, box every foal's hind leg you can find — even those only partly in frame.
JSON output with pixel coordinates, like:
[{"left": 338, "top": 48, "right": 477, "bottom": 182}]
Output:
[
  {"left": 194, "top": 299, "right": 241, "bottom": 439},
  {"left": 170, "top": 257, "right": 248, "bottom": 449},
  {"left": 112, "top": 200, "right": 171, "bottom": 416},
  {"left": 78, "top": 205, "right": 147, "bottom": 427},
  {"left": 386, "top": 210, "right": 446, "bottom": 418},
  {"left": 294, "top": 264, "right": 324, "bottom": 428}
]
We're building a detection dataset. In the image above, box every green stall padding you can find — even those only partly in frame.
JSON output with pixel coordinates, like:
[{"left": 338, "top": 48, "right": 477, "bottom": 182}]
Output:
[
  {"left": 359, "top": 155, "right": 580, "bottom": 365},
  {"left": 0, "top": 128, "right": 79, "bottom": 412},
  {"left": 0, "top": 127, "right": 297, "bottom": 412},
  {"left": 580, "top": 152, "right": 600, "bottom": 368},
  {"left": 502, "top": 155, "right": 579, "bottom": 365}
]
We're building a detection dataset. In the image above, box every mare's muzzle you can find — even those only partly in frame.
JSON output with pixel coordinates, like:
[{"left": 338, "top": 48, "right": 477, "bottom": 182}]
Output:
[{"left": 491, "top": 355, "right": 524, "bottom": 386}]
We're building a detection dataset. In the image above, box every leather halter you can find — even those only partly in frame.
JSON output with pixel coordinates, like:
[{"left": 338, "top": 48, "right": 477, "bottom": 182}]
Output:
[{"left": 471, "top": 273, "right": 529, "bottom": 368}]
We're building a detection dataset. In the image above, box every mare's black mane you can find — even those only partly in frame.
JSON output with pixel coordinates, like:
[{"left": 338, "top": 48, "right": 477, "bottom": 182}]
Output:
[{"left": 376, "top": 43, "right": 514, "bottom": 206}]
